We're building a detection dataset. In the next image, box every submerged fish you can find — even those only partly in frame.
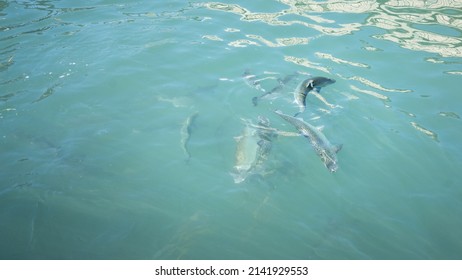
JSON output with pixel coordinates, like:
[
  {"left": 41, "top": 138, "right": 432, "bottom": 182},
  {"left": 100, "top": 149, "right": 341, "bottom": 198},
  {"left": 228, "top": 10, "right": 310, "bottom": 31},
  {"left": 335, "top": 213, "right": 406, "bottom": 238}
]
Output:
[
  {"left": 232, "top": 116, "right": 300, "bottom": 183},
  {"left": 232, "top": 116, "right": 279, "bottom": 183},
  {"left": 242, "top": 69, "right": 266, "bottom": 93},
  {"left": 274, "top": 110, "right": 342, "bottom": 172},
  {"left": 180, "top": 112, "right": 198, "bottom": 161},
  {"left": 252, "top": 73, "right": 299, "bottom": 106},
  {"left": 294, "top": 76, "right": 335, "bottom": 116},
  {"left": 233, "top": 125, "right": 260, "bottom": 183}
]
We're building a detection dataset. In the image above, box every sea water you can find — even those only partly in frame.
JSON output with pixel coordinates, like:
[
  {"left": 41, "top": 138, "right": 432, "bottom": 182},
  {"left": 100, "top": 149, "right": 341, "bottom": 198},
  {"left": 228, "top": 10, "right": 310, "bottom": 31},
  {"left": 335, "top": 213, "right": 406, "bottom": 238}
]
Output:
[{"left": 1, "top": 0, "right": 461, "bottom": 259}]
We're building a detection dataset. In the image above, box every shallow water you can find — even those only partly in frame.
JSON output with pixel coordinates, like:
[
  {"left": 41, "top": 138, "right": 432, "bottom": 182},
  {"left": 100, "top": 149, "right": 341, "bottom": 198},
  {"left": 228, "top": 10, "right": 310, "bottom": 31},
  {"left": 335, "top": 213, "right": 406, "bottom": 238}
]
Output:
[{"left": 1, "top": 0, "right": 462, "bottom": 259}]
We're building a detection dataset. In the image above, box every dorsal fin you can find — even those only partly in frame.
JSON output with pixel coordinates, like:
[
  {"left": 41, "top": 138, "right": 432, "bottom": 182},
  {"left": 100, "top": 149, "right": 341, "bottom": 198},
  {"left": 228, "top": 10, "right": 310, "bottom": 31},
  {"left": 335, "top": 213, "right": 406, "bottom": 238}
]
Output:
[{"left": 333, "top": 144, "right": 343, "bottom": 153}]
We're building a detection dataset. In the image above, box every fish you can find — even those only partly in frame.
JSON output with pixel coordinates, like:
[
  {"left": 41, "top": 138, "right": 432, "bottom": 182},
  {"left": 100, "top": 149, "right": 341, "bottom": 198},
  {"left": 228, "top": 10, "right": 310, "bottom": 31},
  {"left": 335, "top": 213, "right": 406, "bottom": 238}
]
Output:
[
  {"left": 242, "top": 69, "right": 266, "bottom": 94},
  {"left": 233, "top": 125, "right": 260, "bottom": 183},
  {"left": 232, "top": 116, "right": 279, "bottom": 183},
  {"left": 274, "top": 110, "right": 342, "bottom": 172},
  {"left": 294, "top": 76, "right": 335, "bottom": 116},
  {"left": 243, "top": 117, "right": 300, "bottom": 138},
  {"left": 252, "top": 73, "right": 299, "bottom": 106},
  {"left": 180, "top": 112, "right": 198, "bottom": 161}
]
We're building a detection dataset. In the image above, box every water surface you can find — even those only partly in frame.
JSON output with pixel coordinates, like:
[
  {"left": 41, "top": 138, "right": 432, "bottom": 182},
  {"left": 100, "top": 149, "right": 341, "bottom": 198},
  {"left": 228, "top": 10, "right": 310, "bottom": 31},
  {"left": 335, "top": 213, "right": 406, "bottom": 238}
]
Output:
[{"left": 1, "top": 0, "right": 461, "bottom": 259}]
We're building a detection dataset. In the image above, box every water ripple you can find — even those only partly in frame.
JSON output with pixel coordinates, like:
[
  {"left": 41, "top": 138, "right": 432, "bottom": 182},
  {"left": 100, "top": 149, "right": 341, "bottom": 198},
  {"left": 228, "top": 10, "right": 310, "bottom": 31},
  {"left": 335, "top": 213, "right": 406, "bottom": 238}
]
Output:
[
  {"left": 201, "top": 1, "right": 462, "bottom": 57},
  {"left": 200, "top": 2, "right": 362, "bottom": 35},
  {"left": 284, "top": 55, "right": 331, "bottom": 74},
  {"left": 315, "top": 52, "right": 370, "bottom": 68},
  {"left": 343, "top": 75, "right": 412, "bottom": 93},
  {"left": 369, "top": 1, "right": 462, "bottom": 57}
]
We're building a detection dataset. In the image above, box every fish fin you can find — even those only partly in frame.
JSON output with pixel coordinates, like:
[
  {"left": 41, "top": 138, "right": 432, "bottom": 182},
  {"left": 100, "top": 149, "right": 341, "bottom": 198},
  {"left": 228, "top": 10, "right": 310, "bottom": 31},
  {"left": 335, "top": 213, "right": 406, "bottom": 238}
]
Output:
[
  {"left": 257, "top": 139, "right": 264, "bottom": 147},
  {"left": 277, "top": 131, "right": 301, "bottom": 137},
  {"left": 334, "top": 144, "right": 343, "bottom": 153},
  {"left": 252, "top": 96, "right": 258, "bottom": 106}
]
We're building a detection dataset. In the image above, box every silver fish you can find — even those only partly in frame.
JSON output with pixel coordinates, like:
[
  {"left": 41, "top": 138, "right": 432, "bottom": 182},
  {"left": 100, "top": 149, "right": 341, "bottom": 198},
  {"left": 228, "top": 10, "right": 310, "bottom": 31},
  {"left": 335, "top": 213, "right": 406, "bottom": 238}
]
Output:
[
  {"left": 252, "top": 73, "right": 299, "bottom": 106},
  {"left": 233, "top": 125, "right": 260, "bottom": 183},
  {"left": 180, "top": 112, "right": 198, "bottom": 161},
  {"left": 275, "top": 110, "right": 342, "bottom": 172},
  {"left": 232, "top": 116, "right": 279, "bottom": 183},
  {"left": 294, "top": 76, "right": 335, "bottom": 116}
]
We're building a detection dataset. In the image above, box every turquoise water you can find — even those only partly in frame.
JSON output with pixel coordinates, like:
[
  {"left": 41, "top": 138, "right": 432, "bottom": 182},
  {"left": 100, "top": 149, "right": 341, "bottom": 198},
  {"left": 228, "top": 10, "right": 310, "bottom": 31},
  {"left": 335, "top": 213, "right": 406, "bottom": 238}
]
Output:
[{"left": 1, "top": 0, "right": 462, "bottom": 260}]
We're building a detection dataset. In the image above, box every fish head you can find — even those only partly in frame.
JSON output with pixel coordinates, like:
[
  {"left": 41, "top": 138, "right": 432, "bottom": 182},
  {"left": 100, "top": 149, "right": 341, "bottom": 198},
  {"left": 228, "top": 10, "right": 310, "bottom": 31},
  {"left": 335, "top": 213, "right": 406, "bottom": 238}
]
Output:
[{"left": 312, "top": 77, "right": 336, "bottom": 88}]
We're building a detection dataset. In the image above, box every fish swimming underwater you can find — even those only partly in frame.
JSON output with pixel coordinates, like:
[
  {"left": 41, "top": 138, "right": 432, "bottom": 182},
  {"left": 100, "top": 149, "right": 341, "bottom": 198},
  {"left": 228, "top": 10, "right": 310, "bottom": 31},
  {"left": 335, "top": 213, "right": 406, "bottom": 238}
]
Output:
[
  {"left": 294, "top": 76, "right": 335, "bottom": 116},
  {"left": 180, "top": 112, "right": 198, "bottom": 161},
  {"left": 232, "top": 116, "right": 300, "bottom": 183},
  {"left": 242, "top": 69, "right": 264, "bottom": 93},
  {"left": 274, "top": 110, "right": 342, "bottom": 172},
  {"left": 232, "top": 116, "right": 277, "bottom": 183},
  {"left": 252, "top": 73, "right": 299, "bottom": 106}
]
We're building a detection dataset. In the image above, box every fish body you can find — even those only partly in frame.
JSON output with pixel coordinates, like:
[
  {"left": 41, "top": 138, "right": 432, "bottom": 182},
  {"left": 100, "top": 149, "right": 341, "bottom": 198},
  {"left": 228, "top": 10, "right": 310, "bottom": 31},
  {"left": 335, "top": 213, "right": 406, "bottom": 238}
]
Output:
[
  {"left": 180, "top": 112, "right": 198, "bottom": 161},
  {"left": 274, "top": 110, "right": 341, "bottom": 172},
  {"left": 242, "top": 69, "right": 265, "bottom": 93},
  {"left": 250, "top": 72, "right": 299, "bottom": 106},
  {"left": 232, "top": 117, "right": 277, "bottom": 183},
  {"left": 234, "top": 126, "right": 259, "bottom": 175},
  {"left": 294, "top": 76, "right": 335, "bottom": 116}
]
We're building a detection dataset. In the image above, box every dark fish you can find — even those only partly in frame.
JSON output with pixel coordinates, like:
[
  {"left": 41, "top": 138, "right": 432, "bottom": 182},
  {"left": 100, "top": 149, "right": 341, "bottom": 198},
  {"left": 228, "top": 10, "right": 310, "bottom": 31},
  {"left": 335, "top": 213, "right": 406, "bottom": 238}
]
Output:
[{"left": 294, "top": 76, "right": 335, "bottom": 116}]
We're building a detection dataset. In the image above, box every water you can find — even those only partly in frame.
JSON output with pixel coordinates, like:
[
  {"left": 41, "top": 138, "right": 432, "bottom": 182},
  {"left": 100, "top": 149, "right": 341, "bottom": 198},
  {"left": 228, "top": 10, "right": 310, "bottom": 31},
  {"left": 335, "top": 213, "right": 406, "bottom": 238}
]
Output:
[{"left": 1, "top": 0, "right": 461, "bottom": 260}]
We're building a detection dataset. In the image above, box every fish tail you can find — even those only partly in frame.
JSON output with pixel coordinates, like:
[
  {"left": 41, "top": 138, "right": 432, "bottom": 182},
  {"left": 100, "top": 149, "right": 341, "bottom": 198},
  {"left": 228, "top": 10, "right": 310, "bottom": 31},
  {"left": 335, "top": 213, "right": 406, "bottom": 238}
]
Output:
[{"left": 252, "top": 96, "right": 259, "bottom": 106}]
